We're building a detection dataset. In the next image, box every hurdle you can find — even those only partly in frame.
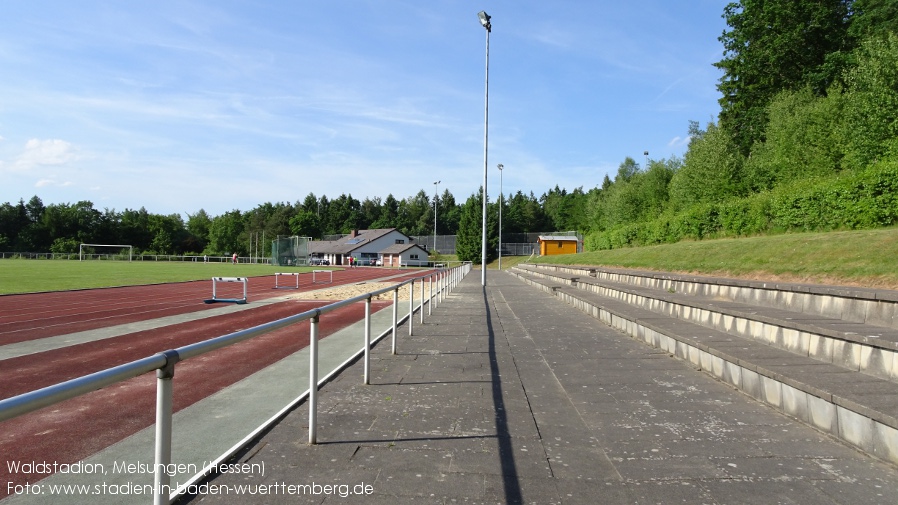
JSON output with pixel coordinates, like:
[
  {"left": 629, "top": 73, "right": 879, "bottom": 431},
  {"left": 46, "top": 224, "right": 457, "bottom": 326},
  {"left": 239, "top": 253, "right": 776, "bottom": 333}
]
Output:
[
  {"left": 312, "top": 270, "right": 333, "bottom": 284},
  {"left": 274, "top": 272, "right": 300, "bottom": 289},
  {"left": 204, "top": 277, "right": 248, "bottom": 304}
]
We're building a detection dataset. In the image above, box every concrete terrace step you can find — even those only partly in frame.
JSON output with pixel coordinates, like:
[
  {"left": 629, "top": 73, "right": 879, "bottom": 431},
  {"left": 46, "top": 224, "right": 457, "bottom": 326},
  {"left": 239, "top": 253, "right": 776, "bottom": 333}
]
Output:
[
  {"left": 515, "top": 263, "right": 898, "bottom": 383},
  {"left": 526, "top": 263, "right": 898, "bottom": 328},
  {"left": 509, "top": 265, "right": 898, "bottom": 466}
]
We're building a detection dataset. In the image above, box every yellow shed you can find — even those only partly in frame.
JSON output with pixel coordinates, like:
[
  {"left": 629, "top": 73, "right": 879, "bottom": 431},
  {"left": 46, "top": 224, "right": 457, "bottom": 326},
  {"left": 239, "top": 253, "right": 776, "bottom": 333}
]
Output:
[{"left": 538, "top": 235, "right": 579, "bottom": 256}]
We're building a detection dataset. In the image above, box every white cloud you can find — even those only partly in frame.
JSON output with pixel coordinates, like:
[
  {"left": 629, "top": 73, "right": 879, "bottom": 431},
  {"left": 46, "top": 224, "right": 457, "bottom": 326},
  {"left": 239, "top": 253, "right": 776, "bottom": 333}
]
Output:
[
  {"left": 668, "top": 136, "right": 691, "bottom": 148},
  {"left": 12, "top": 139, "right": 79, "bottom": 172},
  {"left": 35, "top": 178, "right": 74, "bottom": 188}
]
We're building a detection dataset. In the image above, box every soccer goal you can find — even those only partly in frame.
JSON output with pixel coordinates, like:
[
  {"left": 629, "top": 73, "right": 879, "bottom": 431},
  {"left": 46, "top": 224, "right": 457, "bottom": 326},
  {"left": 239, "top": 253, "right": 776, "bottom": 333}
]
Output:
[{"left": 79, "top": 244, "right": 134, "bottom": 262}]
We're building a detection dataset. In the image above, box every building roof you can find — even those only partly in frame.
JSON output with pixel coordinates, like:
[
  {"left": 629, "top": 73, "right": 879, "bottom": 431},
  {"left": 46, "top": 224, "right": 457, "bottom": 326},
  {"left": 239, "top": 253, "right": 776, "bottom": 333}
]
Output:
[
  {"left": 309, "top": 228, "right": 405, "bottom": 255},
  {"left": 379, "top": 243, "right": 428, "bottom": 255}
]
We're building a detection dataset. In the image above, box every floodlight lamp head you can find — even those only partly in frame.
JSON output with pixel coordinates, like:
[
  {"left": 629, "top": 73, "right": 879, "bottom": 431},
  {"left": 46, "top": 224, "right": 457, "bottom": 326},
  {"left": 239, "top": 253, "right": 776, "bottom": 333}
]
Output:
[
  {"left": 497, "top": 163, "right": 503, "bottom": 170},
  {"left": 478, "top": 11, "right": 491, "bottom": 31}
]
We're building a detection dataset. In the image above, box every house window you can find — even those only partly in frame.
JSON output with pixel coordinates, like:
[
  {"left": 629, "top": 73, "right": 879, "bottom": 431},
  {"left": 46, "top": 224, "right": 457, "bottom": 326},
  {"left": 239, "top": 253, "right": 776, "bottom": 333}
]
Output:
[
  {"left": 410, "top": 254, "right": 418, "bottom": 259},
  {"left": 557, "top": 242, "right": 562, "bottom": 248},
  {"left": 395, "top": 239, "right": 405, "bottom": 244}
]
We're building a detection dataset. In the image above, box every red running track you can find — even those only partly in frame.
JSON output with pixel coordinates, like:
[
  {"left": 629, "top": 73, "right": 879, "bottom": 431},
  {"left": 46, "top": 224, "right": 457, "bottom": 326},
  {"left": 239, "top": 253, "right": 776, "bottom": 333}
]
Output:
[
  {"left": 0, "top": 267, "right": 412, "bottom": 345},
  {"left": 0, "top": 267, "right": 436, "bottom": 497}
]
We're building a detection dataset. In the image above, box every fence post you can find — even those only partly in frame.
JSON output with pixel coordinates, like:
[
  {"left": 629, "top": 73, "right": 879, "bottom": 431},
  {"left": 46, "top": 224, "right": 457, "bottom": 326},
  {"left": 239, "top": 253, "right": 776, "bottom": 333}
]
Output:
[
  {"left": 154, "top": 350, "right": 180, "bottom": 505},
  {"left": 364, "top": 296, "right": 371, "bottom": 385},
  {"left": 408, "top": 280, "right": 414, "bottom": 336},
  {"left": 392, "top": 288, "right": 399, "bottom": 355},
  {"left": 428, "top": 275, "right": 433, "bottom": 316},
  {"left": 309, "top": 313, "right": 319, "bottom": 445},
  {"left": 420, "top": 277, "right": 425, "bottom": 325}
]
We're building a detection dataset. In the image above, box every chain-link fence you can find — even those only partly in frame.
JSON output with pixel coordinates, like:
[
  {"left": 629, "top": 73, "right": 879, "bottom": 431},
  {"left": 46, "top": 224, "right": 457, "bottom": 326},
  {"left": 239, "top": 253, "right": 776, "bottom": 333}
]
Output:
[{"left": 411, "top": 231, "right": 581, "bottom": 256}]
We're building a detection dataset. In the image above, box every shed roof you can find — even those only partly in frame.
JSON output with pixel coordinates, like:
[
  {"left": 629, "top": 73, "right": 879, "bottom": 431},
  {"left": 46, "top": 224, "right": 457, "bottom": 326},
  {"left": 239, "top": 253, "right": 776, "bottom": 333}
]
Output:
[{"left": 538, "top": 235, "right": 579, "bottom": 242}]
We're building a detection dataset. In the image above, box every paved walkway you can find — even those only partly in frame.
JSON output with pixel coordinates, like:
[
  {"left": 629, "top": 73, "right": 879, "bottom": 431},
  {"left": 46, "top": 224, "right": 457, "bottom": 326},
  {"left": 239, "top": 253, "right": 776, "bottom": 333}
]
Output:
[{"left": 183, "top": 272, "right": 898, "bottom": 504}]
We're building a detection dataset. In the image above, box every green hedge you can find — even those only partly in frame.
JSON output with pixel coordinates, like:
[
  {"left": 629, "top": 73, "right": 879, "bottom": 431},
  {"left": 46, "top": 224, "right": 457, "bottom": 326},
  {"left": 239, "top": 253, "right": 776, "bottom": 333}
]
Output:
[{"left": 585, "top": 161, "right": 898, "bottom": 250}]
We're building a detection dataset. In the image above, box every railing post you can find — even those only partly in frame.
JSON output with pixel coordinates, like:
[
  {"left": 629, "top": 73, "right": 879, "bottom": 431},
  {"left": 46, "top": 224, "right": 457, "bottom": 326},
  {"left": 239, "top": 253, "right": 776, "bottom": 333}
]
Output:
[
  {"left": 428, "top": 274, "right": 433, "bottom": 316},
  {"left": 392, "top": 288, "right": 398, "bottom": 355},
  {"left": 420, "top": 277, "right": 425, "bottom": 325},
  {"left": 154, "top": 350, "right": 180, "bottom": 505},
  {"left": 409, "top": 280, "right": 414, "bottom": 336},
  {"left": 364, "top": 296, "right": 371, "bottom": 385},
  {"left": 309, "top": 313, "right": 319, "bottom": 445}
]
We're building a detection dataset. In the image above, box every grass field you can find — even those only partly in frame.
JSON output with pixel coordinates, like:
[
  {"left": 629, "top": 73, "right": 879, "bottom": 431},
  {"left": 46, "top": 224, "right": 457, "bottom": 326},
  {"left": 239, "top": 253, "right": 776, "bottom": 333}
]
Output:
[
  {"left": 531, "top": 227, "right": 898, "bottom": 289},
  {"left": 0, "top": 260, "right": 330, "bottom": 295}
]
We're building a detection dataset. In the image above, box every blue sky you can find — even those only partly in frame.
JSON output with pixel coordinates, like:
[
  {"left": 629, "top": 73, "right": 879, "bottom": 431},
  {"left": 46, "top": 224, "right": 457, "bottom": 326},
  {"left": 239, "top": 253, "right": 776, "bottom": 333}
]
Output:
[{"left": 0, "top": 1, "right": 729, "bottom": 218}]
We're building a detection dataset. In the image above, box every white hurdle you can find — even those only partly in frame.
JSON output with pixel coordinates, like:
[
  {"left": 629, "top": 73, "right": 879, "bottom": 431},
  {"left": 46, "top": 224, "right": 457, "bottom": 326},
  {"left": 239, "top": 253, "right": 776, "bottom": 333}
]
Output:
[
  {"left": 274, "top": 272, "right": 300, "bottom": 289},
  {"left": 312, "top": 270, "right": 333, "bottom": 284},
  {"left": 204, "top": 277, "right": 248, "bottom": 304}
]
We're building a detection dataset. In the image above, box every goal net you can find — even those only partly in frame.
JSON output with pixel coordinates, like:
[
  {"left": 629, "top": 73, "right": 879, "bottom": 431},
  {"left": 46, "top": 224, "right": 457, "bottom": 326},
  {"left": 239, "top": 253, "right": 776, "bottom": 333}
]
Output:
[
  {"left": 79, "top": 244, "right": 133, "bottom": 261},
  {"left": 271, "top": 236, "right": 310, "bottom": 267}
]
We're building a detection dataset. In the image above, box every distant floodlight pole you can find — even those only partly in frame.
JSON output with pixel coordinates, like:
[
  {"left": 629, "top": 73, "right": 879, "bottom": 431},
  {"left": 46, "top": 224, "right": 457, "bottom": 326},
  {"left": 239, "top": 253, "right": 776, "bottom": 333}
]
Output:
[
  {"left": 478, "top": 10, "right": 491, "bottom": 286},
  {"left": 644, "top": 150, "right": 649, "bottom": 171},
  {"left": 433, "top": 180, "right": 440, "bottom": 254},
  {"left": 497, "top": 163, "right": 503, "bottom": 270}
]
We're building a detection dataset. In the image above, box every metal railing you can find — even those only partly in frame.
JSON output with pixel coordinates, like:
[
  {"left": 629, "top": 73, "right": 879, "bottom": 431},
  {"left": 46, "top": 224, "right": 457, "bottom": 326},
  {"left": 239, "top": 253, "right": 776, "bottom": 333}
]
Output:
[{"left": 0, "top": 262, "right": 472, "bottom": 504}]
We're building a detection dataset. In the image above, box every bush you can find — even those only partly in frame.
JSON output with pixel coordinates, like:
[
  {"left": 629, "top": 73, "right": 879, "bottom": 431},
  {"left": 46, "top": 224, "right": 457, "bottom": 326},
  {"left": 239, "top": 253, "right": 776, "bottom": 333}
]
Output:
[{"left": 583, "top": 160, "right": 898, "bottom": 252}]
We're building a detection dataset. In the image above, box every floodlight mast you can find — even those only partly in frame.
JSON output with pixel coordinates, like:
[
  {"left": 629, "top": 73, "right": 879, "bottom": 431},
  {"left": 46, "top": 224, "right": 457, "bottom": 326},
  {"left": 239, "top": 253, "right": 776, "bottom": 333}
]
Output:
[
  {"left": 478, "top": 10, "right": 491, "bottom": 31},
  {"left": 478, "top": 10, "right": 491, "bottom": 286},
  {"left": 433, "top": 180, "right": 440, "bottom": 255}
]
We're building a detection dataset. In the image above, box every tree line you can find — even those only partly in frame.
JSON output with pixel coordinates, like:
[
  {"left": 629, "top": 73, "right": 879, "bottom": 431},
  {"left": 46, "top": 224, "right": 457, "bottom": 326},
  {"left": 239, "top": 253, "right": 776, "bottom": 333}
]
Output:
[{"left": 0, "top": 188, "right": 573, "bottom": 259}]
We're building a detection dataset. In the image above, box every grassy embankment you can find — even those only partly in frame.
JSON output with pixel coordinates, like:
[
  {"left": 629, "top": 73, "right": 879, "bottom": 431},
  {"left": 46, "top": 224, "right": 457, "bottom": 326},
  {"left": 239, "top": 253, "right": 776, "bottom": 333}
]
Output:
[
  {"left": 528, "top": 228, "right": 898, "bottom": 290},
  {"left": 433, "top": 228, "right": 898, "bottom": 288}
]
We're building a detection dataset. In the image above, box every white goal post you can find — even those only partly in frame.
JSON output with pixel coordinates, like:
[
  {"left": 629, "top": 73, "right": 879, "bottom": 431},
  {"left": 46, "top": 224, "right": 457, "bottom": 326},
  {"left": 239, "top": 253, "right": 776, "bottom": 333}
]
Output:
[{"left": 79, "top": 243, "right": 134, "bottom": 262}]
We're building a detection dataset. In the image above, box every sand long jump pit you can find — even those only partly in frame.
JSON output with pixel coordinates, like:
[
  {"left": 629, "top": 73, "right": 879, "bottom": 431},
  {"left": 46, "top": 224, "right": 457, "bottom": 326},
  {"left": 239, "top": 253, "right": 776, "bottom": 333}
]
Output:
[{"left": 292, "top": 282, "right": 415, "bottom": 301}]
